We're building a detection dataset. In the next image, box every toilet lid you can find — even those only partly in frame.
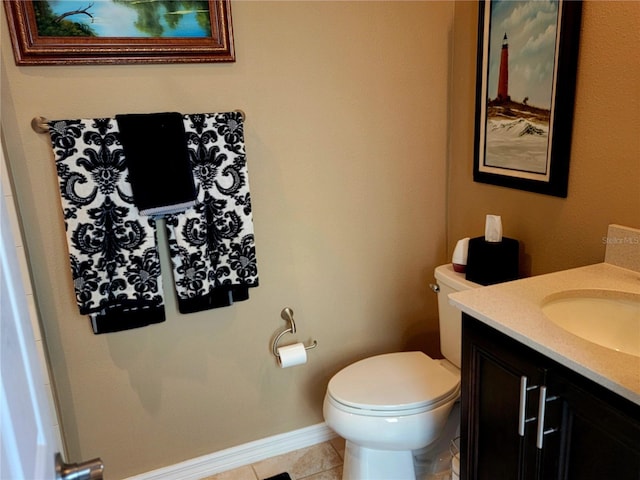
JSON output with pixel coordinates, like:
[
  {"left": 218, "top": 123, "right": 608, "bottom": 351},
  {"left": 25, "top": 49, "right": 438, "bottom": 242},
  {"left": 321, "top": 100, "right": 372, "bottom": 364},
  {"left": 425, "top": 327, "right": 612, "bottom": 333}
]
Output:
[{"left": 327, "top": 351, "right": 459, "bottom": 412}]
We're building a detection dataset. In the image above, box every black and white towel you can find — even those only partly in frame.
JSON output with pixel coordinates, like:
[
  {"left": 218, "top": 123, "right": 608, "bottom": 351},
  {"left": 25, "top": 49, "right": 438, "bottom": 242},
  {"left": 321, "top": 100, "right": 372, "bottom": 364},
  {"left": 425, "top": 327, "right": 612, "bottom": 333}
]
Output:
[
  {"left": 47, "top": 112, "right": 258, "bottom": 332},
  {"left": 47, "top": 118, "right": 166, "bottom": 334},
  {"left": 165, "top": 112, "right": 259, "bottom": 313}
]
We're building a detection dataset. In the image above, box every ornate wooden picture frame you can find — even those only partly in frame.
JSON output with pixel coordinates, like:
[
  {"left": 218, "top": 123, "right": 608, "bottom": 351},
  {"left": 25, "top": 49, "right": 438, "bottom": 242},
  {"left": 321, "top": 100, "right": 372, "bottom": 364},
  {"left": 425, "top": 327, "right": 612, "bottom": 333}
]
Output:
[
  {"left": 473, "top": 0, "right": 582, "bottom": 197},
  {"left": 3, "top": 0, "right": 234, "bottom": 65}
]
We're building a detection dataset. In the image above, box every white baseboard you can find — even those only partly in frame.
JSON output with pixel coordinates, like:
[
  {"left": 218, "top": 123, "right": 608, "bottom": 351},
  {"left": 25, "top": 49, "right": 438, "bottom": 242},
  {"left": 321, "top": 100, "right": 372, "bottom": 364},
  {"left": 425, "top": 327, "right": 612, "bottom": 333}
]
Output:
[{"left": 125, "top": 422, "right": 337, "bottom": 480}]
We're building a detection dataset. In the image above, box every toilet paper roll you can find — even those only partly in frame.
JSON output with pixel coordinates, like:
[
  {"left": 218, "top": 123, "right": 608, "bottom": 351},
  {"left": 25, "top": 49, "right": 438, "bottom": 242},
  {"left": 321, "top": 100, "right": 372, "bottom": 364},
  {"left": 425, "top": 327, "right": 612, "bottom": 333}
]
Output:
[
  {"left": 484, "top": 214, "right": 503, "bottom": 243},
  {"left": 277, "top": 343, "right": 308, "bottom": 368}
]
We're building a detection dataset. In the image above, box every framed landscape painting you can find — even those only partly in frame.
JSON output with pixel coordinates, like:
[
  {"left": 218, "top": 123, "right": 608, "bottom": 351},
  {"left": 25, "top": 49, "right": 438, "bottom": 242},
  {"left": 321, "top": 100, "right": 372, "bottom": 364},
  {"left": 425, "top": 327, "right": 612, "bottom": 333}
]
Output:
[
  {"left": 3, "top": 0, "right": 234, "bottom": 65},
  {"left": 473, "top": 0, "right": 582, "bottom": 197}
]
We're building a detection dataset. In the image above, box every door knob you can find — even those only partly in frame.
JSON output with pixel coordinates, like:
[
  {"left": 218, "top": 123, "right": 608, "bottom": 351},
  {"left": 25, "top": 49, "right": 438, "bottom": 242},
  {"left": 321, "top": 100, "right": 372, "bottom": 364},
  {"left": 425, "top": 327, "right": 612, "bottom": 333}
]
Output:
[{"left": 55, "top": 452, "right": 104, "bottom": 480}]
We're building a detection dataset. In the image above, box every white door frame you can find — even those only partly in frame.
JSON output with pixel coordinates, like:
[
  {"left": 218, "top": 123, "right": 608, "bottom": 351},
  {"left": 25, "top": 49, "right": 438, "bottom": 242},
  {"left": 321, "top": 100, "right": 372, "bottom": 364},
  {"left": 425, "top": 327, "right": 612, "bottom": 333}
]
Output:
[{"left": 1, "top": 133, "right": 61, "bottom": 479}]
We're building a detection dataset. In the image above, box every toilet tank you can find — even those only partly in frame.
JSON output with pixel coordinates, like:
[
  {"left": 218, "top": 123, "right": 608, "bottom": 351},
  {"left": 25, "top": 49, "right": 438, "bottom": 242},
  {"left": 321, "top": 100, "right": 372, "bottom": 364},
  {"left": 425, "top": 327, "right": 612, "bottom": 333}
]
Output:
[{"left": 434, "top": 264, "right": 481, "bottom": 368}]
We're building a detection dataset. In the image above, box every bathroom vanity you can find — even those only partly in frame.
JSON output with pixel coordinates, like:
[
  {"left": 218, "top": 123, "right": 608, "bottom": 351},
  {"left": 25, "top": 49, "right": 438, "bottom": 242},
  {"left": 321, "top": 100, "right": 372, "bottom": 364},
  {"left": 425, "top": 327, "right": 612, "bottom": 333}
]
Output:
[
  {"left": 448, "top": 234, "right": 640, "bottom": 480},
  {"left": 461, "top": 314, "right": 639, "bottom": 479}
]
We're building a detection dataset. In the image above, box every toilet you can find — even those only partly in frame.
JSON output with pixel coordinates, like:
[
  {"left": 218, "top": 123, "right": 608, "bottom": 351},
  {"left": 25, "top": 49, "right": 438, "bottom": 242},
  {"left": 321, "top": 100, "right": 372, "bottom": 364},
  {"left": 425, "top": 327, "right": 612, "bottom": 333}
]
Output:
[{"left": 323, "top": 264, "right": 480, "bottom": 479}]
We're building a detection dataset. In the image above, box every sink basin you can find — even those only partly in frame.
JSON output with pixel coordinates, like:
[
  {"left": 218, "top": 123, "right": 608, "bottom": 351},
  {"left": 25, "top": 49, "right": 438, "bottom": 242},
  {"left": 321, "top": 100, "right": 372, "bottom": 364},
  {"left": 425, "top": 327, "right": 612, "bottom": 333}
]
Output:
[{"left": 542, "top": 290, "right": 640, "bottom": 357}]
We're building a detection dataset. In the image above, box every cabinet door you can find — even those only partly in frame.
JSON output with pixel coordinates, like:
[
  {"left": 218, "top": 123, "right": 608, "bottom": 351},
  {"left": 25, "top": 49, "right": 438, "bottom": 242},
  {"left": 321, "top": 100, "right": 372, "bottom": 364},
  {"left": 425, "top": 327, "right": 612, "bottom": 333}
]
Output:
[
  {"left": 462, "top": 316, "right": 546, "bottom": 480},
  {"left": 541, "top": 370, "right": 640, "bottom": 480}
]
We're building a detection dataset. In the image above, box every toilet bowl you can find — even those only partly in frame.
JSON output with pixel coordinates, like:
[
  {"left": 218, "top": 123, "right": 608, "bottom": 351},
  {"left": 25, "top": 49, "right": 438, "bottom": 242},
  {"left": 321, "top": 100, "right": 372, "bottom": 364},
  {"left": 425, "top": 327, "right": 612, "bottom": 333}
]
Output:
[
  {"left": 323, "top": 352, "right": 460, "bottom": 479},
  {"left": 322, "top": 264, "right": 480, "bottom": 480}
]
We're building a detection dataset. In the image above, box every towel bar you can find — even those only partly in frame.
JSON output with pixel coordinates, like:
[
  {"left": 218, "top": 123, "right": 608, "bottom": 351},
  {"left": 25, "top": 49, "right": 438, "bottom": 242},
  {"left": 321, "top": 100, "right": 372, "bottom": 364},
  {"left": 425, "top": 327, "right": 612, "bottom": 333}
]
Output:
[
  {"left": 272, "top": 307, "right": 318, "bottom": 358},
  {"left": 31, "top": 110, "right": 247, "bottom": 134}
]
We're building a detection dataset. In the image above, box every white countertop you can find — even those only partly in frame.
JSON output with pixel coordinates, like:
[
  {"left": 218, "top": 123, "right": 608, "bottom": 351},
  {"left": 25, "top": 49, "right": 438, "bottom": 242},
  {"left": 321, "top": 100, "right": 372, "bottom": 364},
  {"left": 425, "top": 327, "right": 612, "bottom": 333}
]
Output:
[{"left": 449, "top": 262, "right": 640, "bottom": 405}]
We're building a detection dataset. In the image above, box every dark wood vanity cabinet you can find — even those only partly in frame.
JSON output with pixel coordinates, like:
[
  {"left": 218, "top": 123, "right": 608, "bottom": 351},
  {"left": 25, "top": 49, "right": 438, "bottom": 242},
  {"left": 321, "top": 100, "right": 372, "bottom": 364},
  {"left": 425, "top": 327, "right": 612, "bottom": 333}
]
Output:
[{"left": 461, "top": 314, "right": 640, "bottom": 480}]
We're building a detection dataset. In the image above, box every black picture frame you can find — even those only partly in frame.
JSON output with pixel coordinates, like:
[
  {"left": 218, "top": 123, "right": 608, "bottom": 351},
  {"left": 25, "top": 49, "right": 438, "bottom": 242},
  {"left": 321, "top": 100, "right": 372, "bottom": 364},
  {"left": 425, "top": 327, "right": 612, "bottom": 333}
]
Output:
[{"left": 473, "top": 0, "right": 582, "bottom": 198}]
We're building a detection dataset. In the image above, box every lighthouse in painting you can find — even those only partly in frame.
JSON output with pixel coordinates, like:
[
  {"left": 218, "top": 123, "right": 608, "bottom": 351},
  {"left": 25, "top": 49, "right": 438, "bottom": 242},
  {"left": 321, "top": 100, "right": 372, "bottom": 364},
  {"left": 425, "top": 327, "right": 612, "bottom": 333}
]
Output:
[{"left": 497, "top": 33, "right": 510, "bottom": 102}]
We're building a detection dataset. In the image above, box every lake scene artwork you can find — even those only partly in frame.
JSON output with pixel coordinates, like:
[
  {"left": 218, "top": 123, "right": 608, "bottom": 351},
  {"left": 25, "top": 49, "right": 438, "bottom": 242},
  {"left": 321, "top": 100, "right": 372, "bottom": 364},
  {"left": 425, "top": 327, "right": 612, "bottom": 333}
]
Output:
[
  {"left": 482, "top": 0, "right": 560, "bottom": 175},
  {"left": 35, "top": 0, "right": 212, "bottom": 38}
]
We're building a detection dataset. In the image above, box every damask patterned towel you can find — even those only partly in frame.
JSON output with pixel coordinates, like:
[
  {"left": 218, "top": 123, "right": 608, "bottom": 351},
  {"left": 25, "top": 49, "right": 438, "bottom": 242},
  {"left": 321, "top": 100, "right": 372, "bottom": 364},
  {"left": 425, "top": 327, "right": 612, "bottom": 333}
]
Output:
[
  {"left": 47, "top": 118, "right": 166, "bottom": 334},
  {"left": 116, "top": 112, "right": 197, "bottom": 216},
  {"left": 46, "top": 112, "right": 259, "bottom": 331},
  {"left": 165, "top": 112, "right": 259, "bottom": 313}
]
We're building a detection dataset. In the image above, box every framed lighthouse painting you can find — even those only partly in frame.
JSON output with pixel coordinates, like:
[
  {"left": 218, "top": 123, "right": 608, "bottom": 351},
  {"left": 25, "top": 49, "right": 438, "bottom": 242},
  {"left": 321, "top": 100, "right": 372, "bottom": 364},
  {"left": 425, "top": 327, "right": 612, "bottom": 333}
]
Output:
[{"left": 473, "top": 0, "right": 582, "bottom": 197}]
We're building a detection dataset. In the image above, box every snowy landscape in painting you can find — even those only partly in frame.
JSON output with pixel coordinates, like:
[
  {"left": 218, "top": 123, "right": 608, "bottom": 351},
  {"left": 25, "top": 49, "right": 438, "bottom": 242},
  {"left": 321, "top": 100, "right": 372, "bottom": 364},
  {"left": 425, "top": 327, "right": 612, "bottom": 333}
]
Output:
[{"left": 485, "top": 114, "right": 550, "bottom": 174}]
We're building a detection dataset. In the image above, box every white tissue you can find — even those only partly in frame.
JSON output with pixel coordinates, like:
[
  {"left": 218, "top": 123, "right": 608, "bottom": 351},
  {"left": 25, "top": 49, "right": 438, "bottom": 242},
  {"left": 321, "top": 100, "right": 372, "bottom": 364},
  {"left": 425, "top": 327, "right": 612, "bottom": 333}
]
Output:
[
  {"left": 277, "top": 343, "right": 308, "bottom": 368},
  {"left": 484, "top": 215, "right": 503, "bottom": 243},
  {"left": 452, "top": 238, "right": 470, "bottom": 266}
]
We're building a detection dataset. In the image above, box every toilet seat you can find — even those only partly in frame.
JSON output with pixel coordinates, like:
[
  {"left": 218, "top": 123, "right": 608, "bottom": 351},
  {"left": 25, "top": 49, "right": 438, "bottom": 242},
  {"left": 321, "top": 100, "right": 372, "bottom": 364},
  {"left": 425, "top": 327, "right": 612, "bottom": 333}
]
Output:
[{"left": 327, "top": 352, "right": 460, "bottom": 416}]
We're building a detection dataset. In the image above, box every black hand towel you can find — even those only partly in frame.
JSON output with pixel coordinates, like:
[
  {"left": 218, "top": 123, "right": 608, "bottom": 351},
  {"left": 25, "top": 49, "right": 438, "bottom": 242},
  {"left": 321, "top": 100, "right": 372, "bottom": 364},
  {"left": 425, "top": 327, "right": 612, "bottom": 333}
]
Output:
[{"left": 116, "top": 112, "right": 197, "bottom": 216}]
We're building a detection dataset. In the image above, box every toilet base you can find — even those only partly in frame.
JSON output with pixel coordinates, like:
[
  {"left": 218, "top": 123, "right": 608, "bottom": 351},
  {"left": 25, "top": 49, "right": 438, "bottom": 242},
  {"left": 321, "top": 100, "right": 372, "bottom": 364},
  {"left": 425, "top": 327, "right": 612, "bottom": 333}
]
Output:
[{"left": 342, "top": 441, "right": 415, "bottom": 480}]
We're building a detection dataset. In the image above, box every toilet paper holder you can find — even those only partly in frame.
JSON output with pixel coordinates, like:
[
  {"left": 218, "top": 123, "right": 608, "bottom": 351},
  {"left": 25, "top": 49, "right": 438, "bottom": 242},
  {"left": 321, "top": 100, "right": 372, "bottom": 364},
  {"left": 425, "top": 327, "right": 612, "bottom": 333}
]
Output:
[{"left": 272, "top": 307, "right": 318, "bottom": 358}]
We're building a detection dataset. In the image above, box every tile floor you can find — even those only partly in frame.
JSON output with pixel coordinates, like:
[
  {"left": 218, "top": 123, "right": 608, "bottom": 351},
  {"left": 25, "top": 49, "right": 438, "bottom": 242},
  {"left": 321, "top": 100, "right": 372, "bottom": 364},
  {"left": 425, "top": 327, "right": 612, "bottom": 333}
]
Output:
[
  {"left": 201, "top": 437, "right": 345, "bottom": 480},
  {"left": 200, "top": 436, "right": 456, "bottom": 480}
]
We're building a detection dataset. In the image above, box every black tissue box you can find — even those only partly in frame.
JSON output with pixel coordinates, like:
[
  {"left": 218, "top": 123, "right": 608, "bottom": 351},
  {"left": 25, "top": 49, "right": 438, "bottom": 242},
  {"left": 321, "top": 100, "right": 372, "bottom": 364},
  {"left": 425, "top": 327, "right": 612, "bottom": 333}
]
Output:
[{"left": 465, "top": 236, "right": 519, "bottom": 286}]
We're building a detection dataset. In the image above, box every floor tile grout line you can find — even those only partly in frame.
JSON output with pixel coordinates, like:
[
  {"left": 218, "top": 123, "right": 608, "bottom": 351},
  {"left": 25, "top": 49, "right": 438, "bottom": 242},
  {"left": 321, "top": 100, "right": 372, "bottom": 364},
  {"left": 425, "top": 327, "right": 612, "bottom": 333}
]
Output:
[
  {"left": 250, "top": 463, "right": 260, "bottom": 480},
  {"left": 298, "top": 440, "right": 344, "bottom": 480},
  {"left": 328, "top": 440, "right": 341, "bottom": 458}
]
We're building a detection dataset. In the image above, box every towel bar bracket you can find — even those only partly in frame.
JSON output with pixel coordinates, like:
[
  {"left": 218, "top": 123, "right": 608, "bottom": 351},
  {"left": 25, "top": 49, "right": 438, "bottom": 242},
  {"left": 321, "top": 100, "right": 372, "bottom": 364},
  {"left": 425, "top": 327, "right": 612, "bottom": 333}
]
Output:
[{"left": 31, "top": 116, "right": 49, "bottom": 134}]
